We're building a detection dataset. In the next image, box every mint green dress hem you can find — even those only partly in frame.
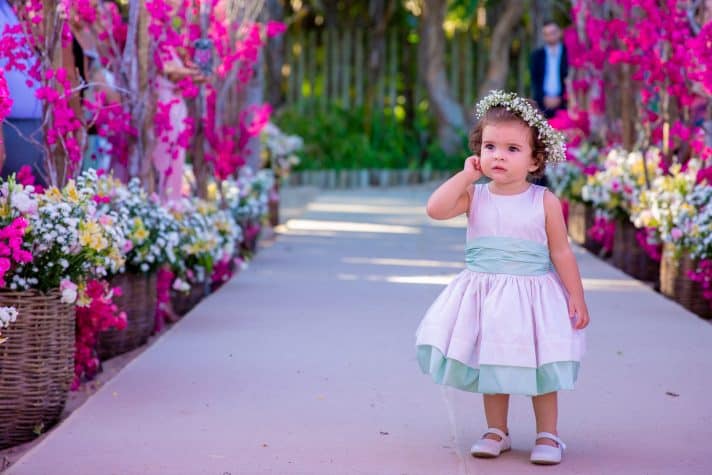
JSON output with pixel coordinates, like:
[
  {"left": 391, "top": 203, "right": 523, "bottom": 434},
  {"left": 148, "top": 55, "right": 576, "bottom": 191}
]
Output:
[{"left": 417, "top": 344, "right": 580, "bottom": 396}]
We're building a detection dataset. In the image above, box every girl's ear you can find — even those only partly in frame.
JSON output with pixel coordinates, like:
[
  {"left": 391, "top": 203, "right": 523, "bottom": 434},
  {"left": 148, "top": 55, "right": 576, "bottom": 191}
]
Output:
[{"left": 528, "top": 156, "right": 540, "bottom": 173}]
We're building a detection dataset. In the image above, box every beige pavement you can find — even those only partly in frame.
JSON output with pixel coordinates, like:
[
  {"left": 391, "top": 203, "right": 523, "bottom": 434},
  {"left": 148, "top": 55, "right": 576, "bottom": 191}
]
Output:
[{"left": 7, "top": 185, "right": 712, "bottom": 475}]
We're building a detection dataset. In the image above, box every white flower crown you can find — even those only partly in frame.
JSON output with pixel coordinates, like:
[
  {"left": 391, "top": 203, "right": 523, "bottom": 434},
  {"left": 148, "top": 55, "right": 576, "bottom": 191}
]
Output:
[{"left": 474, "top": 90, "right": 567, "bottom": 163}]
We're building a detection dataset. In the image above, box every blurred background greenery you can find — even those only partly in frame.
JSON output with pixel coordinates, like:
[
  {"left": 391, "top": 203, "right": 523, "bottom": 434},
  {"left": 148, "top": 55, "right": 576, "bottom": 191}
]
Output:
[{"left": 263, "top": 0, "right": 572, "bottom": 172}]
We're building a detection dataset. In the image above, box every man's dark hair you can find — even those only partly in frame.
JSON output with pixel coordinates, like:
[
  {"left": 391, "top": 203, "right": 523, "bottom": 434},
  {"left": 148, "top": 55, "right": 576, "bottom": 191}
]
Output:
[{"left": 542, "top": 19, "right": 560, "bottom": 28}]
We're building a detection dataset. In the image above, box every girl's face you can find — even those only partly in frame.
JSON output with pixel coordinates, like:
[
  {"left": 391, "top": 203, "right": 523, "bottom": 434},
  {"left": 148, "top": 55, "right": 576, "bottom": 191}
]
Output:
[{"left": 479, "top": 121, "right": 538, "bottom": 185}]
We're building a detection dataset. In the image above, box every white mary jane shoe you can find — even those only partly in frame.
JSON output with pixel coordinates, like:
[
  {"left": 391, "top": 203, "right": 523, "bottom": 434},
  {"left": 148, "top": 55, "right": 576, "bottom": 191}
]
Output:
[
  {"left": 530, "top": 431, "right": 567, "bottom": 465},
  {"left": 470, "top": 427, "right": 511, "bottom": 458}
]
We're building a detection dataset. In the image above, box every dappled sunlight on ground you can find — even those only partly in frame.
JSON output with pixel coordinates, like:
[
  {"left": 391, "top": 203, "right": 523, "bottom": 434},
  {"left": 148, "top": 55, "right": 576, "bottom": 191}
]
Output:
[
  {"left": 341, "top": 256, "right": 463, "bottom": 269},
  {"left": 281, "top": 218, "right": 422, "bottom": 234},
  {"left": 337, "top": 273, "right": 458, "bottom": 285},
  {"left": 426, "top": 216, "right": 468, "bottom": 228},
  {"left": 306, "top": 202, "right": 425, "bottom": 215},
  {"left": 582, "top": 278, "right": 650, "bottom": 292}
]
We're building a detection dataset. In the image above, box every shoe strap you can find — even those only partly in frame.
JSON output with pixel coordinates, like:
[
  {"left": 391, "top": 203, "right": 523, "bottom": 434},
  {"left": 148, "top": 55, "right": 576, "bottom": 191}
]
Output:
[
  {"left": 482, "top": 427, "right": 508, "bottom": 440},
  {"left": 536, "top": 431, "right": 566, "bottom": 450}
]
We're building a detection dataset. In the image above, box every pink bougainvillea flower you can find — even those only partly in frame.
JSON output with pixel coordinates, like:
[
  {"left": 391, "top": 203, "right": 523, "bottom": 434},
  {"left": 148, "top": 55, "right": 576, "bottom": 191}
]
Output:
[{"left": 265, "top": 21, "right": 286, "bottom": 38}]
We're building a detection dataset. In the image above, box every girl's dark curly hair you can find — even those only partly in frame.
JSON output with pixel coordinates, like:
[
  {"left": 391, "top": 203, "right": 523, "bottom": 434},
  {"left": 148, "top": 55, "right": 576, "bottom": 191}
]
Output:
[{"left": 468, "top": 101, "right": 548, "bottom": 178}]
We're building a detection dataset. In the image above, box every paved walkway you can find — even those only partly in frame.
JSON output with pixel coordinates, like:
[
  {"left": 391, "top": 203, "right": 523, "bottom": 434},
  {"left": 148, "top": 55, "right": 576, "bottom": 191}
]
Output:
[{"left": 8, "top": 185, "right": 712, "bottom": 475}]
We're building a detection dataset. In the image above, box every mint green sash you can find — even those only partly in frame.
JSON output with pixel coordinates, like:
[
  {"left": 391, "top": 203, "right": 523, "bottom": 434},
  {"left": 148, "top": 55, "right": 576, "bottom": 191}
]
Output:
[{"left": 465, "top": 236, "right": 553, "bottom": 276}]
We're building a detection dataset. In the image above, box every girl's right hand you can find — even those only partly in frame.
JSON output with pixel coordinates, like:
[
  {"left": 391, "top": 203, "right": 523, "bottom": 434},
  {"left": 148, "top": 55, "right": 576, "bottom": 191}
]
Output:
[{"left": 463, "top": 155, "right": 483, "bottom": 181}]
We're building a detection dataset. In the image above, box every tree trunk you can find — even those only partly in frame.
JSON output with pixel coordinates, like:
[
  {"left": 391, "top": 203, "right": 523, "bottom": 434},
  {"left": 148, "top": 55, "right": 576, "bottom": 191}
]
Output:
[
  {"left": 41, "top": 0, "right": 70, "bottom": 187},
  {"left": 323, "top": 0, "right": 339, "bottom": 100},
  {"left": 363, "top": 0, "right": 394, "bottom": 132},
  {"left": 263, "top": 0, "right": 285, "bottom": 108},
  {"left": 477, "top": 0, "right": 525, "bottom": 98},
  {"left": 533, "top": 0, "right": 554, "bottom": 48},
  {"left": 420, "top": 0, "right": 466, "bottom": 155},
  {"left": 137, "top": 0, "right": 154, "bottom": 191},
  {"left": 245, "top": 49, "right": 265, "bottom": 172}
]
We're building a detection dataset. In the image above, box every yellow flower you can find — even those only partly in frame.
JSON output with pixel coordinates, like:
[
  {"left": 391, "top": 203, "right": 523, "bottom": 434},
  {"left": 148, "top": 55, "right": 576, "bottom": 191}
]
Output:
[
  {"left": 44, "top": 187, "right": 63, "bottom": 203},
  {"left": 134, "top": 228, "right": 149, "bottom": 242},
  {"left": 109, "top": 249, "right": 126, "bottom": 269},
  {"left": 65, "top": 181, "right": 80, "bottom": 203},
  {"left": 79, "top": 221, "right": 108, "bottom": 251},
  {"left": 207, "top": 183, "right": 218, "bottom": 201},
  {"left": 76, "top": 283, "right": 91, "bottom": 307},
  {"left": 196, "top": 200, "right": 216, "bottom": 215},
  {"left": 132, "top": 217, "right": 149, "bottom": 242}
]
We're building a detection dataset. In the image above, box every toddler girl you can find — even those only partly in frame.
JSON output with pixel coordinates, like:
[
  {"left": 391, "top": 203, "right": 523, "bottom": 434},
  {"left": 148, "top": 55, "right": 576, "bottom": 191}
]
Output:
[{"left": 414, "top": 90, "right": 589, "bottom": 465}]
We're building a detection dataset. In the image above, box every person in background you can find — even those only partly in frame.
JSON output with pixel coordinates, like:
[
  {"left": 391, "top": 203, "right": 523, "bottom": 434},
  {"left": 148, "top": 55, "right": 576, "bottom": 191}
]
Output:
[
  {"left": 530, "top": 20, "right": 568, "bottom": 120},
  {"left": 0, "top": 0, "right": 46, "bottom": 186}
]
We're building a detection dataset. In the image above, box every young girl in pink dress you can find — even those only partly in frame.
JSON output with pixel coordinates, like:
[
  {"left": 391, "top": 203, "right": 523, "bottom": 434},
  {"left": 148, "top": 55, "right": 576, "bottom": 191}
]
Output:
[{"left": 415, "top": 91, "right": 589, "bottom": 466}]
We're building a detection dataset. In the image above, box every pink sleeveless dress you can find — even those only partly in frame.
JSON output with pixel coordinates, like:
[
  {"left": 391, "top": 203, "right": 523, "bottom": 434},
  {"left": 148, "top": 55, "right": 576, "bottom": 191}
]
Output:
[{"left": 414, "top": 183, "right": 586, "bottom": 395}]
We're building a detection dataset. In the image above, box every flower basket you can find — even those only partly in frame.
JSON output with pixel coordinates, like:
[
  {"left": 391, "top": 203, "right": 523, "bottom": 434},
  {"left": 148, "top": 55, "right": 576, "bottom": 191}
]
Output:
[
  {"left": 170, "top": 283, "right": 206, "bottom": 317},
  {"left": 612, "top": 218, "right": 635, "bottom": 270},
  {"left": 628, "top": 250, "right": 660, "bottom": 283},
  {"left": 628, "top": 230, "right": 661, "bottom": 283},
  {"left": 660, "top": 243, "right": 712, "bottom": 319},
  {"left": 268, "top": 200, "right": 279, "bottom": 227},
  {"left": 0, "top": 289, "right": 74, "bottom": 449},
  {"left": 268, "top": 182, "right": 280, "bottom": 228},
  {"left": 567, "top": 201, "right": 591, "bottom": 245},
  {"left": 241, "top": 222, "right": 261, "bottom": 255},
  {"left": 97, "top": 272, "right": 158, "bottom": 360},
  {"left": 612, "top": 219, "right": 660, "bottom": 282}
]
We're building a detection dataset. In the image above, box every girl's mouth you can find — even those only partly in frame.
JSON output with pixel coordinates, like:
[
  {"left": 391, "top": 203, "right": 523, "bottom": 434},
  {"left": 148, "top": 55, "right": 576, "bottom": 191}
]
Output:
[{"left": 492, "top": 165, "right": 507, "bottom": 172}]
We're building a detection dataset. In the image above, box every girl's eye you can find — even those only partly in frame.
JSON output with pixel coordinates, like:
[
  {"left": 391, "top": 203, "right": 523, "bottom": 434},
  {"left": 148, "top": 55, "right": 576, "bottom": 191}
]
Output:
[
  {"left": 509, "top": 146, "right": 519, "bottom": 152},
  {"left": 484, "top": 144, "right": 494, "bottom": 150}
]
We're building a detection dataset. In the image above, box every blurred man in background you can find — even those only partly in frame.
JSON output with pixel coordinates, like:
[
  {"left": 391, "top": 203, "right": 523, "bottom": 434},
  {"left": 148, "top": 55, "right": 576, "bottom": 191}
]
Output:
[{"left": 530, "top": 20, "right": 568, "bottom": 119}]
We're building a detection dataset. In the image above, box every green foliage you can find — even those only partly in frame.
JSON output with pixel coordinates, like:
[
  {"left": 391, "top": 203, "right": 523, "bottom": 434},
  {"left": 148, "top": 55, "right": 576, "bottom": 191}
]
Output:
[
  {"left": 273, "top": 101, "right": 466, "bottom": 171},
  {"left": 447, "top": 0, "right": 481, "bottom": 24}
]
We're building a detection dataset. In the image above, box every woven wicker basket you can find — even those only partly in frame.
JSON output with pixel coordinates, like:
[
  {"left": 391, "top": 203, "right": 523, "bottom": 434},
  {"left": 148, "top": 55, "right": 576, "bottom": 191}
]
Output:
[
  {"left": 612, "top": 218, "right": 634, "bottom": 270},
  {"left": 627, "top": 243, "right": 661, "bottom": 283},
  {"left": 268, "top": 182, "right": 280, "bottom": 227},
  {"left": 97, "top": 272, "right": 158, "bottom": 360},
  {"left": 567, "top": 201, "right": 589, "bottom": 245},
  {"left": 170, "top": 283, "right": 206, "bottom": 317},
  {"left": 660, "top": 243, "right": 712, "bottom": 319},
  {"left": 242, "top": 235, "right": 259, "bottom": 255},
  {"left": 268, "top": 199, "right": 280, "bottom": 227},
  {"left": 0, "top": 289, "right": 74, "bottom": 449},
  {"left": 574, "top": 205, "right": 608, "bottom": 256}
]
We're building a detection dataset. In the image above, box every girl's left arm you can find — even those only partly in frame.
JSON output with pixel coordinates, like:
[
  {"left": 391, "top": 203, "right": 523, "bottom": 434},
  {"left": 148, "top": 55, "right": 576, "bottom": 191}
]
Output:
[{"left": 543, "top": 190, "right": 590, "bottom": 329}]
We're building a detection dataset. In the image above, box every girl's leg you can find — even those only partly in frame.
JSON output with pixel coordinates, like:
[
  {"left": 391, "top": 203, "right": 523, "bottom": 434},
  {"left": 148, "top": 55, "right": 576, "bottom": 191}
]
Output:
[
  {"left": 531, "top": 391, "right": 559, "bottom": 447},
  {"left": 482, "top": 394, "right": 510, "bottom": 440}
]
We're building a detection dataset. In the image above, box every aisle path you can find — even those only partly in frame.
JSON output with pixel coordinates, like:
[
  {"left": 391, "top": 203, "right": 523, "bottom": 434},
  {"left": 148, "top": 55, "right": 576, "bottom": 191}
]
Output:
[{"left": 9, "top": 185, "right": 712, "bottom": 475}]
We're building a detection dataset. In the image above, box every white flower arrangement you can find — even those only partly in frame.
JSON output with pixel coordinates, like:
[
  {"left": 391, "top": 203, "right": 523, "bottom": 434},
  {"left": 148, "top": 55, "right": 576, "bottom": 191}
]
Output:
[
  {"left": 475, "top": 90, "right": 567, "bottom": 163},
  {"left": 0, "top": 306, "right": 18, "bottom": 344},
  {"left": 80, "top": 171, "right": 183, "bottom": 274},
  {"left": 262, "top": 122, "right": 304, "bottom": 156},
  {"left": 630, "top": 160, "right": 701, "bottom": 240},
  {"left": 261, "top": 122, "right": 303, "bottom": 182},
  {"left": 581, "top": 147, "right": 663, "bottom": 219},
  {"left": 546, "top": 141, "right": 601, "bottom": 202},
  {"left": 168, "top": 197, "right": 223, "bottom": 284},
  {"left": 668, "top": 183, "right": 712, "bottom": 260},
  {"left": 1, "top": 175, "right": 126, "bottom": 293},
  {"left": 221, "top": 167, "right": 274, "bottom": 226}
]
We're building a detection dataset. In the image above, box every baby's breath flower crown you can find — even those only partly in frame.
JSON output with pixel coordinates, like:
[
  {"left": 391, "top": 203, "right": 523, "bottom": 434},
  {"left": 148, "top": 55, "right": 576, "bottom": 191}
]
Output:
[{"left": 474, "top": 90, "right": 567, "bottom": 163}]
